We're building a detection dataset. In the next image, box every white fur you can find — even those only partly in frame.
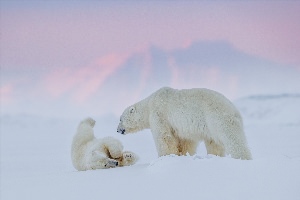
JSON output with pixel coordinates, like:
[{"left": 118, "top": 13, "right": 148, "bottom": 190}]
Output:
[
  {"left": 118, "top": 87, "right": 252, "bottom": 160},
  {"left": 71, "top": 117, "right": 138, "bottom": 171}
]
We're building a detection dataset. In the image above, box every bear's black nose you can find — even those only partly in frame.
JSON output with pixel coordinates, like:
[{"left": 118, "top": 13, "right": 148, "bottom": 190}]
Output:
[
  {"left": 117, "top": 128, "right": 125, "bottom": 134},
  {"left": 116, "top": 162, "right": 118, "bottom": 166}
]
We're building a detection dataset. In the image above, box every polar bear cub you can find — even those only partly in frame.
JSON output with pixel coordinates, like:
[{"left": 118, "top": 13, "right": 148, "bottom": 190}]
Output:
[{"left": 71, "top": 117, "right": 138, "bottom": 171}]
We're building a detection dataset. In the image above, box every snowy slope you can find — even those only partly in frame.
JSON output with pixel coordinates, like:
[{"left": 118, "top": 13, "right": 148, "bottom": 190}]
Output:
[
  {"left": 1, "top": 95, "right": 300, "bottom": 200},
  {"left": 235, "top": 94, "right": 300, "bottom": 125}
]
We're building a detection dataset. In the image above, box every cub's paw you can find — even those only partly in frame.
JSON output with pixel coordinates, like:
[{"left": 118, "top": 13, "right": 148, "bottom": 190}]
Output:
[
  {"left": 120, "top": 151, "right": 139, "bottom": 166},
  {"left": 123, "top": 152, "right": 134, "bottom": 159}
]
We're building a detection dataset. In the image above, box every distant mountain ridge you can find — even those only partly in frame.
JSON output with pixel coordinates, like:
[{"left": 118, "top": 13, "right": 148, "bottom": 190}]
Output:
[
  {"left": 2, "top": 40, "right": 299, "bottom": 118},
  {"left": 242, "top": 93, "right": 300, "bottom": 100},
  {"left": 114, "top": 41, "right": 300, "bottom": 98},
  {"left": 235, "top": 94, "right": 300, "bottom": 125},
  {"left": 2, "top": 93, "right": 299, "bottom": 130}
]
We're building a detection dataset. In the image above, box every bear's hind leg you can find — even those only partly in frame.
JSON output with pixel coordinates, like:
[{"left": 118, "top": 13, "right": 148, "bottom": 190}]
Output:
[
  {"left": 220, "top": 118, "right": 252, "bottom": 160},
  {"left": 223, "top": 133, "right": 252, "bottom": 160},
  {"left": 101, "top": 137, "right": 124, "bottom": 159},
  {"left": 204, "top": 139, "right": 225, "bottom": 157}
]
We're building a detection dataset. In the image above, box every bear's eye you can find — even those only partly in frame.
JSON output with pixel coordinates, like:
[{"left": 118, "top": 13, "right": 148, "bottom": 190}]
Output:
[{"left": 130, "top": 107, "right": 135, "bottom": 114}]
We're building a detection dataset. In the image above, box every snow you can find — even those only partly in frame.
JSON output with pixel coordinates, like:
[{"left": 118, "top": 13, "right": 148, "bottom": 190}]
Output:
[{"left": 1, "top": 94, "right": 300, "bottom": 200}]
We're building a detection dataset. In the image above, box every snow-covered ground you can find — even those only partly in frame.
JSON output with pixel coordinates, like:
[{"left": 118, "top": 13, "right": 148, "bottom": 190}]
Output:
[{"left": 1, "top": 94, "right": 300, "bottom": 200}]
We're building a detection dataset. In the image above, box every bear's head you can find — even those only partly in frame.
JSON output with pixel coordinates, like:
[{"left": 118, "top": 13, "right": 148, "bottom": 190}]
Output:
[
  {"left": 117, "top": 106, "right": 142, "bottom": 135},
  {"left": 98, "top": 158, "right": 119, "bottom": 169}
]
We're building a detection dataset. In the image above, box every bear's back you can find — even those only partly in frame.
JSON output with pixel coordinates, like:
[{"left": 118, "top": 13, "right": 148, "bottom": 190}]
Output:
[
  {"left": 177, "top": 88, "right": 238, "bottom": 114},
  {"left": 152, "top": 87, "right": 240, "bottom": 124}
]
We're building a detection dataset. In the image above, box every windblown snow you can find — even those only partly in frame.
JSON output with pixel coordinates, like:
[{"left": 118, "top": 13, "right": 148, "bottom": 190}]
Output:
[{"left": 1, "top": 94, "right": 300, "bottom": 200}]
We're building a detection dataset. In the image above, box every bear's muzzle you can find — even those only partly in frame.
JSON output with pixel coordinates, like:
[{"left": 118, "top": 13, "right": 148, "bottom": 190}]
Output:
[{"left": 117, "top": 128, "right": 126, "bottom": 135}]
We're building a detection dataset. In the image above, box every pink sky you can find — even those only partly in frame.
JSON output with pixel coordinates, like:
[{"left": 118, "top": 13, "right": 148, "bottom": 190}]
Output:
[
  {"left": 1, "top": 1, "right": 300, "bottom": 117},
  {"left": 2, "top": 2, "right": 300, "bottom": 67}
]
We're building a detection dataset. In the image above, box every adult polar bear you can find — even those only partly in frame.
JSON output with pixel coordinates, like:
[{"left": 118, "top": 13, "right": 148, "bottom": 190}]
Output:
[{"left": 117, "top": 87, "right": 252, "bottom": 160}]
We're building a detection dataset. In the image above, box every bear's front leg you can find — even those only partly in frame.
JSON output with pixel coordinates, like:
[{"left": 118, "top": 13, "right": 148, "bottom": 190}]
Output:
[{"left": 150, "top": 117, "right": 179, "bottom": 157}]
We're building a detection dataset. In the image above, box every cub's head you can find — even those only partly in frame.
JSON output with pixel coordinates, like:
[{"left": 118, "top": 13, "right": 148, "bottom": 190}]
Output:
[{"left": 117, "top": 106, "right": 141, "bottom": 135}]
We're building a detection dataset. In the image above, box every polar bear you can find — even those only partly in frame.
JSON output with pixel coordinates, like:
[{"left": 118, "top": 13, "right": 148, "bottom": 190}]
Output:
[
  {"left": 117, "top": 87, "right": 252, "bottom": 160},
  {"left": 71, "top": 117, "right": 138, "bottom": 171}
]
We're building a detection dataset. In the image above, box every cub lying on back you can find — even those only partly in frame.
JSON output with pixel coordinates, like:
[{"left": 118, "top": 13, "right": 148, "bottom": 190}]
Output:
[{"left": 71, "top": 117, "right": 138, "bottom": 171}]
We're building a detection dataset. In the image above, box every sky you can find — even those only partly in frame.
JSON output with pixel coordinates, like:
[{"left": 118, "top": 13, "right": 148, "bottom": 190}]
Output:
[{"left": 1, "top": 1, "right": 300, "bottom": 118}]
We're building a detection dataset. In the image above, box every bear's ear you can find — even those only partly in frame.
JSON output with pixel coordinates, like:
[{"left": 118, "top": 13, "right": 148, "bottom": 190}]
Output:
[{"left": 130, "top": 107, "right": 135, "bottom": 114}]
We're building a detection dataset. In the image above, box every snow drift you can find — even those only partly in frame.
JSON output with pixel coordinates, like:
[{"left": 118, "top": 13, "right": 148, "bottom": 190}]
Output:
[{"left": 1, "top": 94, "right": 300, "bottom": 200}]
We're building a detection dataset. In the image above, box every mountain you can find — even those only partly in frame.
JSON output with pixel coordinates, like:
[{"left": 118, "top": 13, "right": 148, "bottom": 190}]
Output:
[{"left": 1, "top": 41, "right": 299, "bottom": 118}]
